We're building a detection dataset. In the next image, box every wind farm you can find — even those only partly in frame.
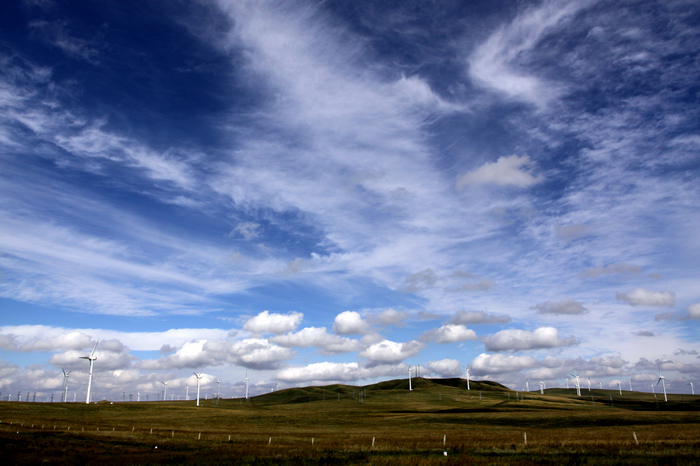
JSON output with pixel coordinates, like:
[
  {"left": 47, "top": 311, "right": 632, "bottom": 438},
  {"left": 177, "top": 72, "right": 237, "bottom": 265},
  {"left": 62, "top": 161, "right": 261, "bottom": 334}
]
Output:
[{"left": 2, "top": 376, "right": 699, "bottom": 465}]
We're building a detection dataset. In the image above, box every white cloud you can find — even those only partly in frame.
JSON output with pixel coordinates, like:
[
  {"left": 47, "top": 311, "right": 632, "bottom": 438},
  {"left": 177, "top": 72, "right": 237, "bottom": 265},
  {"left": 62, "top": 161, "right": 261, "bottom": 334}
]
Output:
[
  {"left": 482, "top": 327, "right": 578, "bottom": 352},
  {"left": 0, "top": 325, "right": 233, "bottom": 352},
  {"left": 274, "top": 361, "right": 408, "bottom": 384},
  {"left": 139, "top": 338, "right": 291, "bottom": 371},
  {"left": 401, "top": 269, "right": 437, "bottom": 292},
  {"left": 470, "top": 353, "right": 537, "bottom": 375},
  {"left": 243, "top": 311, "right": 303, "bottom": 334},
  {"left": 686, "top": 303, "right": 700, "bottom": 319},
  {"left": 533, "top": 299, "right": 587, "bottom": 315},
  {"left": 616, "top": 288, "right": 675, "bottom": 307},
  {"left": 420, "top": 324, "right": 477, "bottom": 344},
  {"left": 233, "top": 222, "right": 261, "bottom": 240},
  {"left": 427, "top": 359, "right": 462, "bottom": 377},
  {"left": 275, "top": 362, "right": 360, "bottom": 383},
  {"left": 269, "top": 327, "right": 365, "bottom": 354},
  {"left": 580, "top": 263, "right": 641, "bottom": 278},
  {"left": 359, "top": 339, "right": 424, "bottom": 366},
  {"left": 368, "top": 308, "right": 409, "bottom": 326},
  {"left": 49, "top": 339, "right": 134, "bottom": 372},
  {"left": 17, "top": 331, "right": 93, "bottom": 352},
  {"left": 448, "top": 310, "right": 511, "bottom": 325},
  {"left": 456, "top": 155, "right": 543, "bottom": 189},
  {"left": 332, "top": 311, "right": 369, "bottom": 335},
  {"left": 468, "top": 0, "right": 588, "bottom": 107}
]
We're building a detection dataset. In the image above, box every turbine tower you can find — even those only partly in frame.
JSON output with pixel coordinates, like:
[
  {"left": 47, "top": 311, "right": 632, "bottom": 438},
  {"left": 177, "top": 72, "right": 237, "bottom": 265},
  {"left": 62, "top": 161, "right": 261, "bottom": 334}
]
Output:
[
  {"left": 61, "top": 369, "right": 71, "bottom": 403},
  {"left": 565, "top": 377, "right": 569, "bottom": 389},
  {"left": 464, "top": 366, "right": 470, "bottom": 391},
  {"left": 525, "top": 379, "right": 529, "bottom": 392},
  {"left": 408, "top": 366, "right": 412, "bottom": 391},
  {"left": 160, "top": 381, "right": 168, "bottom": 401},
  {"left": 657, "top": 366, "right": 668, "bottom": 402},
  {"left": 245, "top": 370, "right": 250, "bottom": 401},
  {"left": 570, "top": 373, "right": 581, "bottom": 396},
  {"left": 689, "top": 382, "right": 694, "bottom": 395},
  {"left": 627, "top": 378, "right": 633, "bottom": 392},
  {"left": 186, "top": 384, "right": 189, "bottom": 401},
  {"left": 194, "top": 370, "right": 203, "bottom": 406},
  {"left": 79, "top": 340, "right": 99, "bottom": 404},
  {"left": 617, "top": 381, "right": 622, "bottom": 395},
  {"left": 216, "top": 376, "right": 221, "bottom": 400},
  {"left": 587, "top": 377, "right": 591, "bottom": 392},
  {"left": 539, "top": 382, "right": 544, "bottom": 394}
]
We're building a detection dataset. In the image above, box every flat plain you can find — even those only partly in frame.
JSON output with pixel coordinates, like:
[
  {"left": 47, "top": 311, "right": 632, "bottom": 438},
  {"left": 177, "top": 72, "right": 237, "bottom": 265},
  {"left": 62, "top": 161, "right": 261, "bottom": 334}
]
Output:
[{"left": 1, "top": 378, "right": 699, "bottom": 465}]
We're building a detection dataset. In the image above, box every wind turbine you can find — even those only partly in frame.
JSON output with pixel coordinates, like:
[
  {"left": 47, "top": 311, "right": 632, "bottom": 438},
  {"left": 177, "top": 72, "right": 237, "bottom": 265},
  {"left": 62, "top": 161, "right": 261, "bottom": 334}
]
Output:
[
  {"left": 539, "top": 382, "right": 544, "bottom": 395},
  {"left": 566, "top": 377, "right": 569, "bottom": 389},
  {"left": 599, "top": 382, "right": 602, "bottom": 390},
  {"left": 61, "top": 369, "right": 71, "bottom": 403},
  {"left": 525, "top": 379, "right": 529, "bottom": 392},
  {"left": 245, "top": 370, "right": 249, "bottom": 401},
  {"left": 587, "top": 377, "right": 591, "bottom": 392},
  {"left": 186, "top": 384, "right": 189, "bottom": 401},
  {"left": 627, "top": 378, "right": 633, "bottom": 392},
  {"left": 160, "top": 381, "right": 168, "bottom": 401},
  {"left": 651, "top": 383, "right": 655, "bottom": 395},
  {"left": 464, "top": 366, "right": 470, "bottom": 390},
  {"left": 689, "top": 382, "right": 694, "bottom": 395},
  {"left": 194, "top": 370, "right": 203, "bottom": 406},
  {"left": 657, "top": 366, "right": 667, "bottom": 402},
  {"left": 216, "top": 375, "right": 221, "bottom": 400},
  {"left": 617, "top": 381, "right": 622, "bottom": 395},
  {"left": 79, "top": 340, "right": 99, "bottom": 404},
  {"left": 408, "top": 366, "right": 412, "bottom": 391},
  {"left": 570, "top": 373, "right": 581, "bottom": 396}
]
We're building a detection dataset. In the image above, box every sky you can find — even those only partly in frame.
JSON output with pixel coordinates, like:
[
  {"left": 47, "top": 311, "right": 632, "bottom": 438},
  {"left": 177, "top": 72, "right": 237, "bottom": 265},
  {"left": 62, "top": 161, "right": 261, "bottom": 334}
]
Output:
[{"left": 1, "top": 0, "right": 699, "bottom": 402}]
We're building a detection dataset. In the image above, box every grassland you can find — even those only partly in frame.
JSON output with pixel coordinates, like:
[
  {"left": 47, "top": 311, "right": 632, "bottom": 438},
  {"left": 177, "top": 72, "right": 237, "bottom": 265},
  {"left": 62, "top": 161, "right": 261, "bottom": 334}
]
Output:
[{"left": 1, "top": 377, "right": 699, "bottom": 465}]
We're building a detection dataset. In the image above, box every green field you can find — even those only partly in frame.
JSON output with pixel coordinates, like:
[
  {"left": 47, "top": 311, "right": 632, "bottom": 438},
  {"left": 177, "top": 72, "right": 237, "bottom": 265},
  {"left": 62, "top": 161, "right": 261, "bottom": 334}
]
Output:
[{"left": 2, "top": 378, "right": 699, "bottom": 465}]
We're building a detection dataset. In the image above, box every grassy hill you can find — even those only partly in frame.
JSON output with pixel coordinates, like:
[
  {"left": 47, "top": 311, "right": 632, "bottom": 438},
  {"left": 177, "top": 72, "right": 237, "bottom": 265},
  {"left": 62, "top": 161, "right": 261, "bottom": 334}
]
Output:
[{"left": 1, "top": 377, "right": 699, "bottom": 465}]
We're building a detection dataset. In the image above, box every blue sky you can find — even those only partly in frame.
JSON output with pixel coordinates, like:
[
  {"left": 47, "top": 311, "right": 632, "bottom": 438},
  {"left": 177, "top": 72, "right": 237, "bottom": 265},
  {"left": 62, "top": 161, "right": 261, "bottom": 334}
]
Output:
[{"left": 1, "top": 0, "right": 699, "bottom": 401}]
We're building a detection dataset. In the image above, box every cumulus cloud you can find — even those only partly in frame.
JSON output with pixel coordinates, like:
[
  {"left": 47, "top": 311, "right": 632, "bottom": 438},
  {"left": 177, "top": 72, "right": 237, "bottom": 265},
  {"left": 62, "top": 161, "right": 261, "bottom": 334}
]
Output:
[
  {"left": 269, "top": 327, "right": 365, "bottom": 354},
  {"left": 49, "top": 339, "right": 134, "bottom": 371},
  {"left": 456, "top": 155, "right": 542, "bottom": 189},
  {"left": 687, "top": 303, "right": 700, "bottom": 319},
  {"left": 359, "top": 339, "right": 424, "bottom": 366},
  {"left": 401, "top": 269, "right": 437, "bottom": 292},
  {"left": 243, "top": 311, "right": 303, "bottom": 334},
  {"left": 580, "top": 263, "right": 641, "bottom": 278},
  {"left": 533, "top": 299, "right": 587, "bottom": 315},
  {"left": 367, "top": 308, "right": 409, "bottom": 326},
  {"left": 555, "top": 224, "right": 591, "bottom": 240},
  {"left": 481, "top": 327, "right": 578, "bottom": 352},
  {"left": 470, "top": 353, "right": 537, "bottom": 375},
  {"left": 427, "top": 359, "right": 462, "bottom": 377},
  {"left": 139, "top": 338, "right": 291, "bottom": 371},
  {"left": 616, "top": 289, "right": 675, "bottom": 307},
  {"left": 0, "top": 334, "right": 18, "bottom": 350},
  {"left": 16, "top": 330, "right": 93, "bottom": 352},
  {"left": 448, "top": 310, "right": 511, "bottom": 325},
  {"left": 332, "top": 311, "right": 369, "bottom": 335},
  {"left": 420, "top": 324, "right": 477, "bottom": 344},
  {"left": 275, "top": 361, "right": 407, "bottom": 384}
]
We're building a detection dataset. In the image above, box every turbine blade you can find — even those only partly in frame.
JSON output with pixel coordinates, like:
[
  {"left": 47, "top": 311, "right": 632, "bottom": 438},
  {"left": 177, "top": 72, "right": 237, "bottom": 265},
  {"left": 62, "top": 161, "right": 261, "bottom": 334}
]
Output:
[{"left": 90, "top": 340, "right": 99, "bottom": 358}]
